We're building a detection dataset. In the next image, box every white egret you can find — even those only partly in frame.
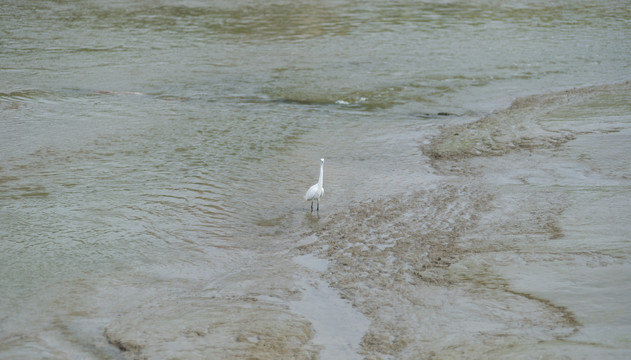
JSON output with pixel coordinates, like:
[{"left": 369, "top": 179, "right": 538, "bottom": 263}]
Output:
[{"left": 305, "top": 158, "right": 324, "bottom": 213}]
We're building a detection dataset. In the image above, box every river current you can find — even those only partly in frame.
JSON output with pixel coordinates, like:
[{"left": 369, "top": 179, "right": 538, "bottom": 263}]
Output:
[{"left": 1, "top": 0, "right": 630, "bottom": 358}]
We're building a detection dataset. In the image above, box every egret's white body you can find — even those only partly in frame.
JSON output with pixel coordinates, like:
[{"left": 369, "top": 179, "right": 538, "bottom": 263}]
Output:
[{"left": 305, "top": 158, "right": 324, "bottom": 213}]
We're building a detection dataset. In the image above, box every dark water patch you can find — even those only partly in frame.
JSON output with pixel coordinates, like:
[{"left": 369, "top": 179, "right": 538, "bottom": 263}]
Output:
[
  {"left": 15, "top": 185, "right": 50, "bottom": 198},
  {"left": 272, "top": 96, "right": 399, "bottom": 111},
  {"left": 49, "top": 1, "right": 355, "bottom": 42},
  {"left": 264, "top": 84, "right": 407, "bottom": 111},
  {"left": 32, "top": 0, "right": 631, "bottom": 41},
  {"left": 0, "top": 175, "right": 19, "bottom": 184},
  {"left": 413, "top": 111, "right": 461, "bottom": 120},
  {"left": 274, "top": 98, "right": 337, "bottom": 107},
  {"left": 370, "top": 0, "right": 631, "bottom": 31},
  {"left": 0, "top": 89, "right": 52, "bottom": 103}
]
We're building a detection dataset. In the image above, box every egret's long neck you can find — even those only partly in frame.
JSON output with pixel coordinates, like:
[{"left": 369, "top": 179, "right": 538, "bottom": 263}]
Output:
[{"left": 318, "top": 163, "right": 324, "bottom": 186}]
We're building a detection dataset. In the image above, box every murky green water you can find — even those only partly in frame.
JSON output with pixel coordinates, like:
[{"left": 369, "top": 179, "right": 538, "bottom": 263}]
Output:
[{"left": 1, "top": 0, "right": 630, "bottom": 358}]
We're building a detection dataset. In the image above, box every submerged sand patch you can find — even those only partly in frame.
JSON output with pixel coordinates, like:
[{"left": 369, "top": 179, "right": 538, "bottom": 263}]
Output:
[{"left": 105, "top": 294, "right": 319, "bottom": 360}]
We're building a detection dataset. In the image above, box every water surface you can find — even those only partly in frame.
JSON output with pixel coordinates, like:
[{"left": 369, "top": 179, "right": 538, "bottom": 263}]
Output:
[{"left": 1, "top": 0, "right": 630, "bottom": 358}]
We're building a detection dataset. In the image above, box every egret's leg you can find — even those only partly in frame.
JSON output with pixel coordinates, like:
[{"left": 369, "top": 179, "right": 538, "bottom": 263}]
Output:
[
  {"left": 311, "top": 201, "right": 314, "bottom": 213},
  {"left": 316, "top": 199, "right": 320, "bottom": 212}
]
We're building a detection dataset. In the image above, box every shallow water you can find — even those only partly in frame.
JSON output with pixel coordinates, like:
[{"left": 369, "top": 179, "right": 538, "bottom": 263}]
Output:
[{"left": 1, "top": 0, "right": 630, "bottom": 358}]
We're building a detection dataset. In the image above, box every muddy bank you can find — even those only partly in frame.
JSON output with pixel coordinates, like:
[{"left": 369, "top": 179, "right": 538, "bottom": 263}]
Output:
[{"left": 102, "top": 252, "right": 321, "bottom": 360}]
